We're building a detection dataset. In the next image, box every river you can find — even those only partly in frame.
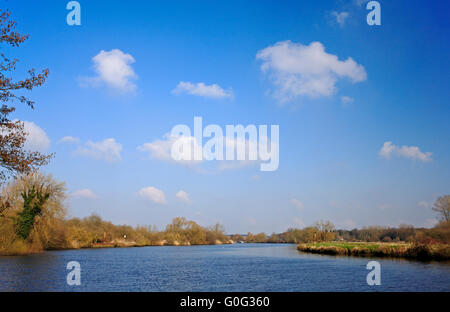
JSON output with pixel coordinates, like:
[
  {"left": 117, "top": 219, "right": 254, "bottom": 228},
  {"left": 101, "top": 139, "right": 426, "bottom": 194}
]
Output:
[{"left": 0, "top": 243, "right": 449, "bottom": 291}]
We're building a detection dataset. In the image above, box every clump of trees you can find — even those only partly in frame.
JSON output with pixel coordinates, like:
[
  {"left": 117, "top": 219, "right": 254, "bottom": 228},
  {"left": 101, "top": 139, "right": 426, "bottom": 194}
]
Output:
[
  {"left": 163, "top": 217, "right": 229, "bottom": 245},
  {"left": 335, "top": 225, "right": 417, "bottom": 243},
  {"left": 244, "top": 221, "right": 336, "bottom": 244},
  {"left": 246, "top": 232, "right": 268, "bottom": 243},
  {"left": 0, "top": 172, "right": 66, "bottom": 254},
  {"left": 238, "top": 212, "right": 450, "bottom": 245},
  {"left": 415, "top": 221, "right": 450, "bottom": 245}
]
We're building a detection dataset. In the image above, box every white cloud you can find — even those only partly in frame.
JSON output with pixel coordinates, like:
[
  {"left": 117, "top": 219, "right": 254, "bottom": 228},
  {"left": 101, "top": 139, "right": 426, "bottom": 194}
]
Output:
[
  {"left": 138, "top": 131, "right": 277, "bottom": 172},
  {"left": 138, "top": 133, "right": 248, "bottom": 170},
  {"left": 172, "top": 81, "right": 233, "bottom": 99},
  {"left": 85, "top": 49, "right": 137, "bottom": 92},
  {"left": 176, "top": 190, "right": 191, "bottom": 204},
  {"left": 76, "top": 138, "right": 122, "bottom": 163},
  {"left": 341, "top": 95, "right": 354, "bottom": 107},
  {"left": 291, "top": 199, "right": 304, "bottom": 210},
  {"left": 22, "top": 121, "right": 51, "bottom": 152},
  {"left": 332, "top": 11, "right": 350, "bottom": 26},
  {"left": 216, "top": 134, "right": 277, "bottom": 171},
  {"left": 138, "top": 186, "right": 166, "bottom": 204},
  {"left": 58, "top": 136, "right": 80, "bottom": 144},
  {"left": 72, "top": 189, "right": 97, "bottom": 199},
  {"left": 256, "top": 41, "right": 367, "bottom": 102},
  {"left": 354, "top": 0, "right": 367, "bottom": 7},
  {"left": 379, "top": 141, "right": 432, "bottom": 162},
  {"left": 138, "top": 133, "right": 202, "bottom": 166},
  {"left": 138, "top": 137, "right": 174, "bottom": 161}
]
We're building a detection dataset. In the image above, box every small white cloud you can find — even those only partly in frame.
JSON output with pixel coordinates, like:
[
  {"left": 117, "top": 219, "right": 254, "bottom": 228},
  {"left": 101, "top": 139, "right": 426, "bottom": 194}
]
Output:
[
  {"left": 72, "top": 189, "right": 97, "bottom": 199},
  {"left": 332, "top": 11, "right": 350, "bottom": 26},
  {"left": 76, "top": 138, "right": 122, "bottom": 163},
  {"left": 22, "top": 121, "right": 51, "bottom": 152},
  {"left": 84, "top": 49, "right": 137, "bottom": 93},
  {"left": 379, "top": 141, "right": 432, "bottom": 162},
  {"left": 341, "top": 95, "right": 354, "bottom": 107},
  {"left": 58, "top": 136, "right": 80, "bottom": 144},
  {"left": 256, "top": 41, "right": 367, "bottom": 103},
  {"left": 138, "top": 136, "right": 174, "bottom": 161},
  {"left": 138, "top": 133, "right": 202, "bottom": 166},
  {"left": 354, "top": 0, "right": 367, "bottom": 7},
  {"left": 216, "top": 134, "right": 276, "bottom": 171},
  {"left": 291, "top": 199, "right": 304, "bottom": 210},
  {"left": 138, "top": 131, "right": 276, "bottom": 172},
  {"left": 176, "top": 190, "right": 191, "bottom": 204},
  {"left": 379, "top": 142, "right": 396, "bottom": 158},
  {"left": 138, "top": 186, "right": 166, "bottom": 205},
  {"left": 172, "top": 81, "right": 233, "bottom": 99}
]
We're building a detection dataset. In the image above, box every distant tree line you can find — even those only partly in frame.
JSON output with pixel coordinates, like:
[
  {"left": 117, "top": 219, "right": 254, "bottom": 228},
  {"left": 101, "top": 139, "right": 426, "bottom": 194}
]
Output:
[{"left": 233, "top": 219, "right": 449, "bottom": 245}]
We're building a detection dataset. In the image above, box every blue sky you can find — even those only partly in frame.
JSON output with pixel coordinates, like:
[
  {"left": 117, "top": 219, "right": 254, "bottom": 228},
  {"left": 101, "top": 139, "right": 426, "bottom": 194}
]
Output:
[{"left": 3, "top": 0, "right": 449, "bottom": 233}]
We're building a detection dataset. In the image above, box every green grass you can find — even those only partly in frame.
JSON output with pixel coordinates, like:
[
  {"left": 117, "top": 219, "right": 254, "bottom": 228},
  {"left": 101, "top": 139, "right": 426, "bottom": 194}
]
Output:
[
  {"left": 297, "top": 241, "right": 449, "bottom": 261},
  {"left": 311, "top": 242, "right": 405, "bottom": 251}
]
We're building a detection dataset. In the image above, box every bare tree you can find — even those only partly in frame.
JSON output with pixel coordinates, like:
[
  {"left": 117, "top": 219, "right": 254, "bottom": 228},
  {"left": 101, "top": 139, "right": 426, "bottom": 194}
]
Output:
[
  {"left": 0, "top": 10, "right": 52, "bottom": 184},
  {"left": 313, "top": 220, "right": 336, "bottom": 241},
  {"left": 432, "top": 195, "right": 450, "bottom": 222}
]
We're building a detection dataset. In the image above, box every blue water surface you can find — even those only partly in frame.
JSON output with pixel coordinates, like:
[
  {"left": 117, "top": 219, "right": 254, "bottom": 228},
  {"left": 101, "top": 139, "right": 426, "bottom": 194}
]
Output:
[{"left": 0, "top": 243, "right": 449, "bottom": 291}]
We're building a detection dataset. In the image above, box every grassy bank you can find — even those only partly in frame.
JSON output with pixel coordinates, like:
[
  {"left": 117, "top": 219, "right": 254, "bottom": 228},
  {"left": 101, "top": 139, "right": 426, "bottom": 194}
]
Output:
[{"left": 297, "top": 242, "right": 450, "bottom": 261}]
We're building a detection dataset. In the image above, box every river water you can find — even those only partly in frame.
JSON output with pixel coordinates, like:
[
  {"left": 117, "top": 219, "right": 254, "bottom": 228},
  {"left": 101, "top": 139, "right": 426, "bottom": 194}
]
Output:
[{"left": 0, "top": 243, "right": 449, "bottom": 291}]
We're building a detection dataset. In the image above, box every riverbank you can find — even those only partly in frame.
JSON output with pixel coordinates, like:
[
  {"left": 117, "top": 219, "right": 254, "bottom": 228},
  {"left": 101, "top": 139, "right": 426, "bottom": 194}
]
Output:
[
  {"left": 0, "top": 213, "right": 235, "bottom": 256},
  {"left": 0, "top": 239, "right": 235, "bottom": 256},
  {"left": 89, "top": 238, "right": 234, "bottom": 249},
  {"left": 297, "top": 242, "right": 450, "bottom": 261}
]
